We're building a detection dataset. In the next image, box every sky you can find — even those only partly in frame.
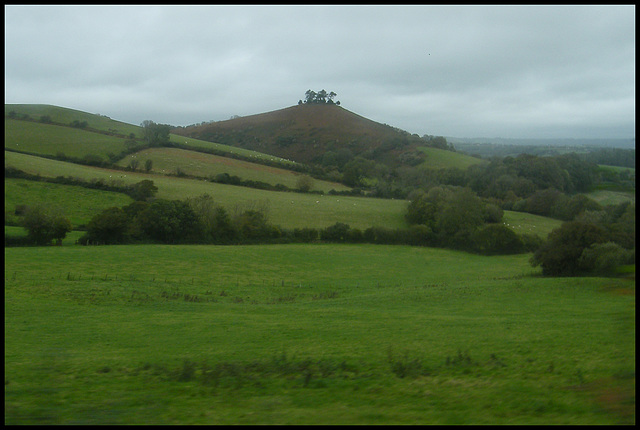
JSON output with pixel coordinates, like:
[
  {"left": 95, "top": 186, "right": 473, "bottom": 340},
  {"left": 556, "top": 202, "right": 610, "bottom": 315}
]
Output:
[{"left": 4, "top": 4, "right": 636, "bottom": 139}]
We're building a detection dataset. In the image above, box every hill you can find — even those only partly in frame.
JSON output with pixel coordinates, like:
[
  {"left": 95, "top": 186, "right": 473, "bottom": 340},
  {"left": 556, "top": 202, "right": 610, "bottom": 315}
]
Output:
[{"left": 173, "top": 103, "right": 434, "bottom": 166}]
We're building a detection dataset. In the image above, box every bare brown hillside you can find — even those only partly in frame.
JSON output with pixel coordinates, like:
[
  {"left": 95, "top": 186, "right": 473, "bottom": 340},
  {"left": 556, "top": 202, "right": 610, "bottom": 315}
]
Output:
[{"left": 172, "top": 104, "right": 425, "bottom": 165}]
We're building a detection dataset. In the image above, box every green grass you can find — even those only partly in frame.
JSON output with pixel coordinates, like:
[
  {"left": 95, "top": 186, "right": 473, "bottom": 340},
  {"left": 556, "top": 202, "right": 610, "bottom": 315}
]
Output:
[
  {"left": 4, "top": 244, "right": 635, "bottom": 424},
  {"left": 116, "top": 147, "right": 347, "bottom": 192},
  {"left": 502, "top": 210, "right": 563, "bottom": 238},
  {"left": 4, "top": 178, "right": 134, "bottom": 227},
  {"left": 585, "top": 190, "right": 635, "bottom": 206},
  {"left": 169, "top": 134, "right": 298, "bottom": 167},
  {"left": 5, "top": 151, "right": 408, "bottom": 230},
  {"left": 418, "top": 146, "right": 486, "bottom": 170},
  {"left": 5, "top": 119, "right": 128, "bottom": 160},
  {"left": 5, "top": 104, "right": 144, "bottom": 138}
]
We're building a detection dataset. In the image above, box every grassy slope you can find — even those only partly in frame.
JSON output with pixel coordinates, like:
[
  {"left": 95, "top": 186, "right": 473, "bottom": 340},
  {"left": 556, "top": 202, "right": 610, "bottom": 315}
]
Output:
[
  {"left": 4, "top": 244, "right": 635, "bottom": 424},
  {"left": 5, "top": 103, "right": 143, "bottom": 137},
  {"left": 418, "top": 146, "right": 486, "bottom": 169},
  {"left": 5, "top": 104, "right": 299, "bottom": 167},
  {"left": 5, "top": 151, "right": 565, "bottom": 236},
  {"left": 175, "top": 104, "right": 444, "bottom": 165},
  {"left": 5, "top": 151, "right": 407, "bottom": 230},
  {"left": 5, "top": 178, "right": 134, "bottom": 227},
  {"left": 116, "top": 147, "right": 348, "bottom": 192},
  {"left": 5, "top": 118, "right": 128, "bottom": 159}
]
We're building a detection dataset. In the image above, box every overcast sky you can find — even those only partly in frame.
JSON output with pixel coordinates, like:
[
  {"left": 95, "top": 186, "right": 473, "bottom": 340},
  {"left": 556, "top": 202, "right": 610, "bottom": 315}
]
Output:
[{"left": 4, "top": 4, "right": 636, "bottom": 139}]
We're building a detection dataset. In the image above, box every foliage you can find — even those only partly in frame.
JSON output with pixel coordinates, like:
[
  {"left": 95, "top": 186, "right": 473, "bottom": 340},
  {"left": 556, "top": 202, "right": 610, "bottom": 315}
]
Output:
[
  {"left": 126, "top": 179, "right": 158, "bottom": 201},
  {"left": 530, "top": 221, "right": 609, "bottom": 276},
  {"left": 140, "top": 120, "right": 171, "bottom": 145},
  {"left": 187, "top": 194, "right": 237, "bottom": 244},
  {"left": 135, "top": 199, "right": 201, "bottom": 244},
  {"left": 83, "top": 206, "right": 130, "bottom": 244},
  {"left": 302, "top": 89, "right": 338, "bottom": 105},
  {"left": 470, "top": 224, "right": 524, "bottom": 255},
  {"left": 21, "top": 204, "right": 72, "bottom": 245},
  {"left": 578, "top": 242, "right": 635, "bottom": 276}
]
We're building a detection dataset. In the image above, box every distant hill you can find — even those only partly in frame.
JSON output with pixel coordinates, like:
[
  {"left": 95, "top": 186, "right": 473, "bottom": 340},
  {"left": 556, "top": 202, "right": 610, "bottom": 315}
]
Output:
[{"left": 172, "top": 103, "right": 430, "bottom": 166}]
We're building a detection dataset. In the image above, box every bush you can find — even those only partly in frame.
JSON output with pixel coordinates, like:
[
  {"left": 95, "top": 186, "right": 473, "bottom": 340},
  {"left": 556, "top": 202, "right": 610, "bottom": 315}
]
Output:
[
  {"left": 530, "top": 221, "right": 609, "bottom": 276},
  {"left": 22, "top": 204, "right": 72, "bottom": 245},
  {"left": 471, "top": 224, "right": 524, "bottom": 255},
  {"left": 84, "top": 207, "right": 130, "bottom": 244},
  {"left": 320, "top": 222, "right": 351, "bottom": 242},
  {"left": 578, "top": 242, "right": 634, "bottom": 276}
]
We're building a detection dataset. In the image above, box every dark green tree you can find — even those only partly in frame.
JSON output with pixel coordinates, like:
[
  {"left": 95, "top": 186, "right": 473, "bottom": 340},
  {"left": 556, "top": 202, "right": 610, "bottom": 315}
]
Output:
[
  {"left": 22, "top": 204, "right": 72, "bottom": 245},
  {"left": 530, "top": 221, "right": 609, "bottom": 276},
  {"left": 127, "top": 180, "right": 158, "bottom": 201},
  {"left": 136, "top": 199, "right": 201, "bottom": 244},
  {"left": 84, "top": 206, "right": 129, "bottom": 244},
  {"left": 141, "top": 120, "right": 171, "bottom": 145}
]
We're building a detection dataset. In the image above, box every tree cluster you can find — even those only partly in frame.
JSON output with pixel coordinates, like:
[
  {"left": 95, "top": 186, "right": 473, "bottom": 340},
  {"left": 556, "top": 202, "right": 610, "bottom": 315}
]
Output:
[
  {"left": 141, "top": 120, "right": 171, "bottom": 145},
  {"left": 300, "top": 89, "right": 339, "bottom": 105},
  {"left": 19, "top": 204, "right": 72, "bottom": 246},
  {"left": 79, "top": 195, "right": 280, "bottom": 245},
  {"left": 530, "top": 201, "right": 635, "bottom": 276},
  {"left": 404, "top": 185, "right": 539, "bottom": 254}
]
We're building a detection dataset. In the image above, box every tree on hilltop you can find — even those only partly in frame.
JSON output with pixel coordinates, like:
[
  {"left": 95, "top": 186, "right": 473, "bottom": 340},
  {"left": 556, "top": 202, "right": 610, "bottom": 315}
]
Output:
[{"left": 302, "top": 89, "right": 339, "bottom": 105}]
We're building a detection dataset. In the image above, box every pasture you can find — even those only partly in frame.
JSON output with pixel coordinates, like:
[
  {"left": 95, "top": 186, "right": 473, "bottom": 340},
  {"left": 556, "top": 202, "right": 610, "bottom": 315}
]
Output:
[
  {"left": 4, "top": 244, "right": 634, "bottom": 424},
  {"left": 5, "top": 151, "right": 408, "bottom": 230},
  {"left": 4, "top": 178, "right": 134, "bottom": 227},
  {"left": 116, "top": 147, "right": 347, "bottom": 192},
  {"left": 417, "top": 146, "right": 485, "bottom": 170},
  {"left": 5, "top": 104, "right": 143, "bottom": 138},
  {"left": 4, "top": 119, "right": 128, "bottom": 160}
]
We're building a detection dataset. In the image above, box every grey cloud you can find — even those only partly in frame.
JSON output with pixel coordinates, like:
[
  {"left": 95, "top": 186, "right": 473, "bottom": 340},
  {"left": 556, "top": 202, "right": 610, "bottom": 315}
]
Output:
[{"left": 4, "top": 5, "right": 635, "bottom": 138}]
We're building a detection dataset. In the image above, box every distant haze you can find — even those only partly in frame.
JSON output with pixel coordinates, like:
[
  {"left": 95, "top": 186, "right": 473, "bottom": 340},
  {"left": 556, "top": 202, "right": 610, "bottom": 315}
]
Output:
[{"left": 4, "top": 5, "right": 635, "bottom": 140}]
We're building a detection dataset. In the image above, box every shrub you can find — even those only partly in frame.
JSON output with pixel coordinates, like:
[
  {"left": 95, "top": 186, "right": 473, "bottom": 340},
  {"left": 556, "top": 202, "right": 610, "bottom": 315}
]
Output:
[
  {"left": 471, "top": 224, "right": 524, "bottom": 255},
  {"left": 22, "top": 204, "right": 72, "bottom": 245},
  {"left": 578, "top": 242, "right": 635, "bottom": 276},
  {"left": 530, "top": 221, "right": 608, "bottom": 276},
  {"left": 84, "top": 207, "right": 130, "bottom": 244},
  {"left": 320, "top": 222, "right": 351, "bottom": 242}
]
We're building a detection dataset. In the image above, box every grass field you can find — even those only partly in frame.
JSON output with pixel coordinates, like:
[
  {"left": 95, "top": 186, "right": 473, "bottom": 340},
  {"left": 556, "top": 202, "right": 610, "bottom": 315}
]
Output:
[
  {"left": 4, "top": 178, "right": 134, "bottom": 227},
  {"left": 115, "top": 147, "right": 347, "bottom": 192},
  {"left": 5, "top": 151, "right": 564, "bottom": 237},
  {"left": 4, "top": 244, "right": 635, "bottom": 424},
  {"left": 418, "top": 146, "right": 486, "bottom": 170},
  {"left": 4, "top": 119, "right": 129, "bottom": 160},
  {"left": 5, "top": 104, "right": 144, "bottom": 138},
  {"left": 5, "top": 151, "right": 407, "bottom": 230}
]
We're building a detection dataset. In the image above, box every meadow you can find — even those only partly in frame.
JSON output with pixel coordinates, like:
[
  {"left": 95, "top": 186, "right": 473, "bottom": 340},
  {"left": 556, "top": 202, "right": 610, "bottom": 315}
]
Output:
[
  {"left": 115, "top": 147, "right": 348, "bottom": 192},
  {"left": 4, "top": 244, "right": 634, "bottom": 425},
  {"left": 4, "top": 178, "right": 134, "bottom": 227},
  {"left": 4, "top": 119, "right": 129, "bottom": 159},
  {"left": 417, "top": 146, "right": 485, "bottom": 170},
  {"left": 5, "top": 151, "right": 408, "bottom": 230}
]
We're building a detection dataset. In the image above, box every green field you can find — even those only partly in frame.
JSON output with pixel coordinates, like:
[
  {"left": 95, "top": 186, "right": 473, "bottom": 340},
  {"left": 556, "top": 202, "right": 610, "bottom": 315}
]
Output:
[
  {"left": 5, "top": 151, "right": 408, "bottom": 230},
  {"left": 5, "top": 104, "right": 144, "bottom": 138},
  {"left": 116, "top": 147, "right": 347, "bottom": 192},
  {"left": 4, "top": 119, "right": 129, "bottom": 160},
  {"left": 5, "top": 152, "right": 564, "bottom": 237},
  {"left": 4, "top": 178, "right": 134, "bottom": 227},
  {"left": 418, "top": 146, "right": 486, "bottom": 170},
  {"left": 4, "top": 244, "right": 635, "bottom": 425}
]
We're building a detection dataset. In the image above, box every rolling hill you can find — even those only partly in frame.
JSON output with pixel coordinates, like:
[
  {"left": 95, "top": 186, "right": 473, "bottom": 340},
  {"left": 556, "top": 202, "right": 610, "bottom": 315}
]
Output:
[
  {"left": 4, "top": 102, "right": 563, "bottom": 237},
  {"left": 173, "top": 103, "right": 442, "bottom": 167}
]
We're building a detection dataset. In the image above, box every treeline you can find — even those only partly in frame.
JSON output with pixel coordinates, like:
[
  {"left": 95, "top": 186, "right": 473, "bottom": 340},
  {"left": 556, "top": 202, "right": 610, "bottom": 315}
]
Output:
[
  {"left": 369, "top": 153, "right": 634, "bottom": 215},
  {"left": 75, "top": 190, "right": 541, "bottom": 256}
]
